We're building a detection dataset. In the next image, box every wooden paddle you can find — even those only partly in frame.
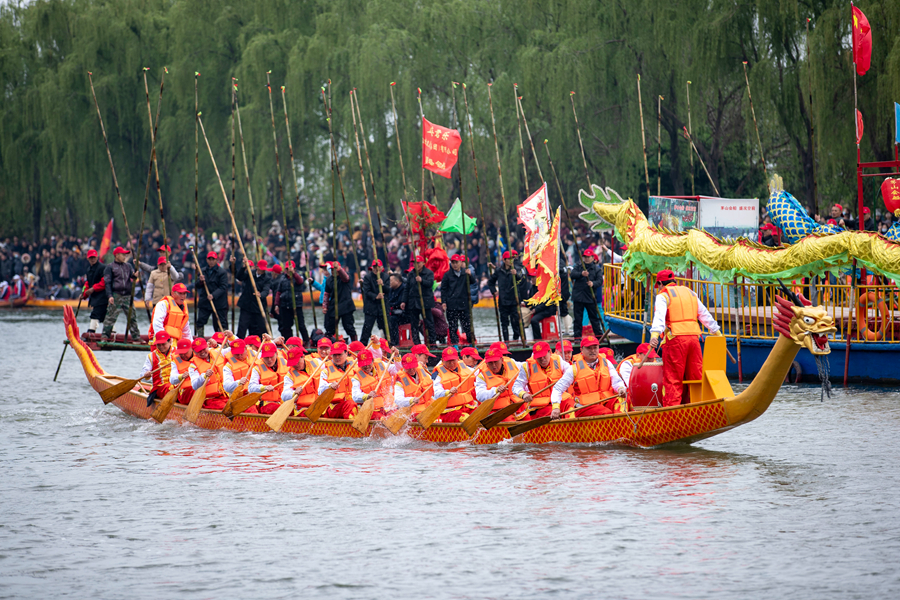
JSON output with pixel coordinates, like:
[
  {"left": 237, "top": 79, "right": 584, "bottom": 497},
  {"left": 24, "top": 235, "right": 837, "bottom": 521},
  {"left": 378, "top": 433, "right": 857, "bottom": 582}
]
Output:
[
  {"left": 221, "top": 347, "right": 264, "bottom": 415},
  {"left": 416, "top": 364, "right": 482, "bottom": 429},
  {"left": 506, "top": 393, "right": 620, "bottom": 438},
  {"left": 351, "top": 358, "right": 395, "bottom": 434},
  {"left": 151, "top": 376, "right": 188, "bottom": 423},
  {"left": 306, "top": 359, "right": 356, "bottom": 423},
  {"left": 100, "top": 363, "right": 167, "bottom": 404},
  {"left": 479, "top": 381, "right": 556, "bottom": 430},
  {"left": 461, "top": 362, "right": 518, "bottom": 436},
  {"left": 383, "top": 389, "right": 432, "bottom": 435},
  {"left": 184, "top": 346, "right": 229, "bottom": 424},
  {"left": 225, "top": 392, "right": 263, "bottom": 419},
  {"left": 266, "top": 360, "right": 329, "bottom": 432}
]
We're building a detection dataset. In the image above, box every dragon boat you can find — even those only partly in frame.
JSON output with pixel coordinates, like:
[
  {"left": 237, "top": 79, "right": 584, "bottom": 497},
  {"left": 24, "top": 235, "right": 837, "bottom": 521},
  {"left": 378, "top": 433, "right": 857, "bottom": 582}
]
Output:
[{"left": 62, "top": 287, "right": 834, "bottom": 447}]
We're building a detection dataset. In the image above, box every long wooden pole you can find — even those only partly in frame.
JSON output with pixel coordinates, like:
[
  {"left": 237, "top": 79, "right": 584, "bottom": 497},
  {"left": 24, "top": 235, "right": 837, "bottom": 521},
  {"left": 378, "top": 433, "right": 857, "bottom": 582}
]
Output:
[
  {"left": 686, "top": 81, "right": 695, "bottom": 195},
  {"left": 742, "top": 61, "right": 768, "bottom": 185},
  {"left": 350, "top": 89, "right": 386, "bottom": 257},
  {"left": 487, "top": 83, "right": 527, "bottom": 344},
  {"left": 516, "top": 95, "right": 544, "bottom": 182},
  {"left": 233, "top": 83, "right": 262, "bottom": 261},
  {"left": 265, "top": 72, "right": 300, "bottom": 335},
  {"left": 322, "top": 86, "right": 340, "bottom": 337},
  {"left": 417, "top": 88, "right": 437, "bottom": 202},
  {"left": 193, "top": 73, "right": 200, "bottom": 331},
  {"left": 189, "top": 244, "right": 223, "bottom": 330},
  {"left": 569, "top": 91, "right": 592, "bottom": 189},
  {"left": 682, "top": 127, "right": 719, "bottom": 196},
  {"left": 197, "top": 114, "right": 272, "bottom": 336},
  {"left": 282, "top": 85, "right": 318, "bottom": 330},
  {"left": 514, "top": 84, "right": 529, "bottom": 190},
  {"left": 323, "top": 91, "right": 362, "bottom": 278},
  {"left": 230, "top": 75, "right": 236, "bottom": 331},
  {"left": 450, "top": 82, "right": 476, "bottom": 343},
  {"left": 806, "top": 18, "right": 818, "bottom": 210},
  {"left": 461, "top": 83, "right": 503, "bottom": 341},
  {"left": 144, "top": 69, "right": 169, "bottom": 260},
  {"left": 657, "top": 95, "right": 663, "bottom": 196},
  {"left": 637, "top": 74, "right": 651, "bottom": 198},
  {"left": 389, "top": 83, "right": 411, "bottom": 202}
]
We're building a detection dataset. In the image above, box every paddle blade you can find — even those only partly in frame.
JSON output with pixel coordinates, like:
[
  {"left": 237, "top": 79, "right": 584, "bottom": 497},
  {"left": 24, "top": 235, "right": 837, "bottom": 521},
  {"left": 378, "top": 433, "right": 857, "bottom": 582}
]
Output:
[
  {"left": 479, "top": 401, "right": 524, "bottom": 430},
  {"left": 383, "top": 405, "right": 412, "bottom": 435},
  {"left": 462, "top": 398, "right": 495, "bottom": 436},
  {"left": 507, "top": 416, "right": 552, "bottom": 438},
  {"left": 228, "top": 393, "right": 263, "bottom": 419},
  {"left": 151, "top": 386, "right": 180, "bottom": 423},
  {"left": 100, "top": 377, "right": 141, "bottom": 404},
  {"left": 306, "top": 388, "right": 335, "bottom": 423},
  {"left": 351, "top": 398, "right": 375, "bottom": 434},
  {"left": 416, "top": 396, "right": 448, "bottom": 429},
  {"left": 266, "top": 398, "right": 296, "bottom": 432},
  {"left": 184, "top": 386, "right": 207, "bottom": 423}
]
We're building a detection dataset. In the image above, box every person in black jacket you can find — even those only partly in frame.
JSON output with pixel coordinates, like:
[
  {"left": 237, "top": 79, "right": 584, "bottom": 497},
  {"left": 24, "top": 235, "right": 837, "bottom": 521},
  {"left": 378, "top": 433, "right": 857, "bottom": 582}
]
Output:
[
  {"left": 386, "top": 272, "right": 407, "bottom": 346},
  {"left": 360, "top": 260, "right": 389, "bottom": 345},
  {"left": 487, "top": 251, "right": 525, "bottom": 342},
  {"left": 441, "top": 254, "right": 475, "bottom": 344},
  {"left": 101, "top": 247, "right": 141, "bottom": 341},
  {"left": 570, "top": 248, "right": 604, "bottom": 339},
  {"left": 402, "top": 256, "right": 436, "bottom": 345},
  {"left": 272, "top": 260, "right": 310, "bottom": 344},
  {"left": 323, "top": 261, "right": 357, "bottom": 341},
  {"left": 232, "top": 255, "right": 272, "bottom": 337},
  {"left": 196, "top": 251, "right": 230, "bottom": 334},
  {"left": 83, "top": 249, "right": 107, "bottom": 333}
]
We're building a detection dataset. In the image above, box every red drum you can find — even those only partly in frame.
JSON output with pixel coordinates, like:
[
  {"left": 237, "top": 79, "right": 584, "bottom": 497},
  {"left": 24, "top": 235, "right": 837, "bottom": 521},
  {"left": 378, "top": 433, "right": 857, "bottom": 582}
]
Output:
[{"left": 628, "top": 361, "right": 664, "bottom": 407}]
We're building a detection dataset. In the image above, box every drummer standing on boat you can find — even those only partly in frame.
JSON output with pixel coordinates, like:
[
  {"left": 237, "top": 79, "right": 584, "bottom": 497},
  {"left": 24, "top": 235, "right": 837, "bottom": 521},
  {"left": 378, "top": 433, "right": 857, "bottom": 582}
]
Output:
[{"left": 649, "top": 269, "right": 722, "bottom": 407}]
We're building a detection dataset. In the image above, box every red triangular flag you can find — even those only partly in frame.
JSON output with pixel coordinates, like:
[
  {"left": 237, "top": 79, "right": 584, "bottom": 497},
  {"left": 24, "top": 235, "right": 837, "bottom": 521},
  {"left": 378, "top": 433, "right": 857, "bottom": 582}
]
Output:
[
  {"left": 851, "top": 5, "right": 872, "bottom": 76},
  {"left": 856, "top": 109, "right": 864, "bottom": 144},
  {"left": 98, "top": 218, "right": 114, "bottom": 258}
]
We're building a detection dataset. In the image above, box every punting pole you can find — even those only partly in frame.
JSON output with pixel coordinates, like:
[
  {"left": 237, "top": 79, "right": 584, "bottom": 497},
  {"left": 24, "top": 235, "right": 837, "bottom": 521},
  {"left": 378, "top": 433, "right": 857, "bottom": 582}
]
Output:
[
  {"left": 686, "top": 82, "right": 695, "bottom": 195},
  {"left": 322, "top": 87, "right": 340, "bottom": 337},
  {"left": 461, "top": 83, "right": 504, "bottom": 341},
  {"left": 350, "top": 89, "right": 386, "bottom": 262},
  {"left": 233, "top": 84, "right": 262, "bottom": 261},
  {"left": 742, "top": 61, "right": 768, "bottom": 185},
  {"left": 198, "top": 113, "right": 271, "bottom": 336},
  {"left": 230, "top": 77, "right": 236, "bottom": 331},
  {"left": 637, "top": 74, "right": 651, "bottom": 199},
  {"left": 53, "top": 287, "right": 85, "bottom": 381},
  {"left": 514, "top": 84, "right": 529, "bottom": 190},
  {"left": 569, "top": 91, "right": 592, "bottom": 188},
  {"left": 193, "top": 73, "right": 200, "bottom": 330},
  {"left": 144, "top": 70, "right": 169, "bottom": 262},
  {"left": 487, "top": 82, "right": 528, "bottom": 344},
  {"left": 657, "top": 95, "right": 663, "bottom": 196},
  {"left": 516, "top": 95, "right": 545, "bottom": 183},
  {"left": 450, "top": 82, "right": 477, "bottom": 344},
  {"left": 323, "top": 89, "right": 362, "bottom": 278},
  {"left": 682, "top": 127, "right": 720, "bottom": 196},
  {"left": 806, "top": 19, "right": 818, "bottom": 209}
]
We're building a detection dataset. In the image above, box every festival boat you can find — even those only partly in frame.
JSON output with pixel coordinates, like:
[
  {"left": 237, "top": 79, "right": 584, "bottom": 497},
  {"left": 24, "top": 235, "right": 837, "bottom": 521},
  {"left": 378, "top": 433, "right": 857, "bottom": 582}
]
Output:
[
  {"left": 63, "top": 286, "right": 835, "bottom": 447},
  {"left": 0, "top": 295, "right": 32, "bottom": 308}
]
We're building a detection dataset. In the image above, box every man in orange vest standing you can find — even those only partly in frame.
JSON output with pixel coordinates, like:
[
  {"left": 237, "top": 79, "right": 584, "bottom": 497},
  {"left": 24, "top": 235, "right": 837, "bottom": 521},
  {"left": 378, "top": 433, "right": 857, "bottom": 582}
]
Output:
[
  {"left": 649, "top": 269, "right": 721, "bottom": 407},
  {"left": 149, "top": 282, "right": 192, "bottom": 343}
]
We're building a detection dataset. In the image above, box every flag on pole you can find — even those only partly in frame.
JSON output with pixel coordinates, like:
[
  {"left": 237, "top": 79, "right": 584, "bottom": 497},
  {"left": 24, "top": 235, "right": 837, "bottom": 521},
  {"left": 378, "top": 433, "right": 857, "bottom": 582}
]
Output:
[
  {"left": 894, "top": 102, "right": 900, "bottom": 144},
  {"left": 516, "top": 185, "right": 561, "bottom": 305},
  {"left": 856, "top": 109, "right": 864, "bottom": 144},
  {"left": 851, "top": 4, "right": 871, "bottom": 76},
  {"left": 439, "top": 198, "right": 477, "bottom": 234},
  {"left": 421, "top": 117, "right": 462, "bottom": 178},
  {"left": 98, "top": 218, "right": 114, "bottom": 258}
]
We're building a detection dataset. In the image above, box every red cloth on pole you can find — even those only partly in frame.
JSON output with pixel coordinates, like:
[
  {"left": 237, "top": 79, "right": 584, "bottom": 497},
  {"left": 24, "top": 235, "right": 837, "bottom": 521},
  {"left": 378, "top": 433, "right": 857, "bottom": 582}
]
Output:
[
  {"left": 856, "top": 110, "right": 864, "bottom": 145},
  {"left": 851, "top": 5, "right": 872, "bottom": 76},
  {"left": 661, "top": 335, "right": 703, "bottom": 407},
  {"left": 422, "top": 117, "right": 461, "bottom": 178},
  {"left": 98, "top": 218, "right": 114, "bottom": 258}
]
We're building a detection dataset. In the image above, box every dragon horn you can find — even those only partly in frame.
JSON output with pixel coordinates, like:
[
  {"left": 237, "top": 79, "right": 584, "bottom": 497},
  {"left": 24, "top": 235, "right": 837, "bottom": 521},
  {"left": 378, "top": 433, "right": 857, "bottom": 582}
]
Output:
[{"left": 776, "top": 279, "right": 803, "bottom": 307}]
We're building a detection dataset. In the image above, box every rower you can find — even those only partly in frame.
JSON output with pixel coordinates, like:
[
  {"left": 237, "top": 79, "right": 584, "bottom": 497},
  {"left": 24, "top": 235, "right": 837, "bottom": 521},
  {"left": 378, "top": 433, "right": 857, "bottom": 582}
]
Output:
[
  {"left": 393, "top": 353, "right": 434, "bottom": 415},
  {"left": 207, "top": 331, "right": 227, "bottom": 350},
  {"left": 352, "top": 350, "right": 388, "bottom": 420},
  {"left": 348, "top": 340, "right": 366, "bottom": 357},
  {"left": 308, "top": 337, "right": 332, "bottom": 371},
  {"left": 617, "top": 343, "right": 654, "bottom": 388},
  {"left": 149, "top": 282, "right": 192, "bottom": 343},
  {"left": 553, "top": 340, "right": 573, "bottom": 363},
  {"left": 170, "top": 338, "right": 194, "bottom": 405},
  {"left": 282, "top": 346, "right": 319, "bottom": 417},
  {"left": 649, "top": 269, "right": 722, "bottom": 406},
  {"left": 249, "top": 342, "right": 284, "bottom": 415},
  {"left": 431, "top": 347, "right": 478, "bottom": 423},
  {"left": 317, "top": 342, "right": 358, "bottom": 419},
  {"left": 474, "top": 347, "right": 523, "bottom": 421},
  {"left": 188, "top": 338, "right": 227, "bottom": 410},
  {"left": 244, "top": 335, "right": 262, "bottom": 357},
  {"left": 550, "top": 335, "right": 626, "bottom": 418},
  {"left": 460, "top": 347, "right": 481, "bottom": 369},
  {"left": 141, "top": 331, "right": 173, "bottom": 404},
  {"left": 512, "top": 341, "right": 568, "bottom": 420},
  {"left": 222, "top": 338, "right": 257, "bottom": 414}
]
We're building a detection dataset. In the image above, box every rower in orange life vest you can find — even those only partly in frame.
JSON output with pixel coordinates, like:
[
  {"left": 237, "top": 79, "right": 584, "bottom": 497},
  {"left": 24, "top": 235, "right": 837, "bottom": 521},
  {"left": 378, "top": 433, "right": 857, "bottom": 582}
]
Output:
[
  {"left": 393, "top": 353, "right": 434, "bottom": 414},
  {"left": 149, "top": 282, "right": 192, "bottom": 342},
  {"left": 459, "top": 346, "right": 481, "bottom": 369},
  {"left": 512, "top": 341, "right": 569, "bottom": 420},
  {"left": 553, "top": 340, "right": 574, "bottom": 363},
  {"left": 474, "top": 344, "right": 525, "bottom": 421},
  {"left": 316, "top": 342, "right": 359, "bottom": 419},
  {"left": 649, "top": 269, "right": 722, "bottom": 407},
  {"left": 221, "top": 338, "right": 258, "bottom": 414},
  {"left": 188, "top": 337, "right": 228, "bottom": 410},
  {"left": 550, "top": 335, "right": 626, "bottom": 418},
  {"left": 617, "top": 342, "right": 654, "bottom": 389},
  {"left": 170, "top": 338, "right": 194, "bottom": 405},
  {"left": 281, "top": 346, "right": 319, "bottom": 417},
  {"left": 350, "top": 349, "right": 390, "bottom": 420},
  {"left": 248, "top": 342, "right": 286, "bottom": 415},
  {"left": 140, "top": 330, "right": 173, "bottom": 406},
  {"left": 431, "top": 347, "right": 478, "bottom": 423},
  {"left": 307, "top": 337, "right": 331, "bottom": 371}
]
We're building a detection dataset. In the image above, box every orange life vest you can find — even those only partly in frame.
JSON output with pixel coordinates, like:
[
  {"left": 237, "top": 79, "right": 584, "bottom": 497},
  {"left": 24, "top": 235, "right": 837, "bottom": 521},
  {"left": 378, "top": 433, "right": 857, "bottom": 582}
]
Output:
[
  {"left": 396, "top": 367, "right": 433, "bottom": 415},
  {"left": 616, "top": 355, "right": 637, "bottom": 376},
  {"left": 478, "top": 361, "right": 520, "bottom": 409},
  {"left": 287, "top": 364, "right": 319, "bottom": 408},
  {"left": 434, "top": 364, "right": 475, "bottom": 408},
  {"left": 191, "top": 351, "right": 224, "bottom": 397},
  {"left": 226, "top": 352, "right": 252, "bottom": 381},
  {"left": 324, "top": 361, "right": 354, "bottom": 402},
  {"left": 255, "top": 361, "right": 283, "bottom": 405},
  {"left": 524, "top": 356, "right": 565, "bottom": 407},
  {"left": 571, "top": 357, "right": 612, "bottom": 406},
  {"left": 149, "top": 296, "right": 189, "bottom": 341},
  {"left": 148, "top": 347, "right": 173, "bottom": 392},
  {"left": 356, "top": 368, "right": 384, "bottom": 410},
  {"left": 662, "top": 285, "right": 702, "bottom": 336}
]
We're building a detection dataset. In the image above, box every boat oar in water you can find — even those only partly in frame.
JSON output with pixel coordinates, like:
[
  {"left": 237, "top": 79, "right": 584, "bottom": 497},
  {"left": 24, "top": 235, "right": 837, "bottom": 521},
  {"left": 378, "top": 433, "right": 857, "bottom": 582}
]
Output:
[
  {"left": 461, "top": 363, "right": 520, "bottom": 436},
  {"left": 351, "top": 356, "right": 396, "bottom": 434},
  {"left": 99, "top": 363, "right": 167, "bottom": 404},
  {"left": 506, "top": 393, "right": 620, "bottom": 438},
  {"left": 265, "top": 360, "right": 329, "bottom": 432},
  {"left": 416, "top": 362, "right": 483, "bottom": 429},
  {"left": 478, "top": 381, "right": 556, "bottom": 430},
  {"left": 383, "top": 390, "right": 432, "bottom": 435},
  {"left": 151, "top": 376, "right": 188, "bottom": 423},
  {"left": 221, "top": 346, "right": 265, "bottom": 415},
  {"left": 306, "top": 359, "right": 356, "bottom": 423},
  {"left": 226, "top": 392, "right": 263, "bottom": 419}
]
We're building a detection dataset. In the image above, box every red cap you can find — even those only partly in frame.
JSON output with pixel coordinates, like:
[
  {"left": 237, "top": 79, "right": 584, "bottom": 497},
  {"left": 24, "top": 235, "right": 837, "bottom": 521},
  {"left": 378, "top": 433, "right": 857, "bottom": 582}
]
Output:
[
  {"left": 502, "top": 251, "right": 512, "bottom": 259},
  {"left": 484, "top": 348, "right": 504, "bottom": 361},
  {"left": 532, "top": 341, "right": 550, "bottom": 358},
  {"left": 637, "top": 343, "right": 651, "bottom": 354},
  {"left": 113, "top": 246, "right": 129, "bottom": 255},
  {"left": 175, "top": 339, "right": 193, "bottom": 354},
  {"left": 760, "top": 224, "right": 776, "bottom": 232},
  {"left": 349, "top": 341, "right": 366, "bottom": 353},
  {"left": 159, "top": 245, "right": 172, "bottom": 253},
  {"left": 332, "top": 342, "right": 348, "bottom": 354},
  {"left": 580, "top": 335, "right": 600, "bottom": 348},
  {"left": 256, "top": 259, "right": 268, "bottom": 271},
  {"left": 827, "top": 219, "right": 837, "bottom": 225},
  {"left": 286, "top": 346, "right": 305, "bottom": 366},
  {"left": 211, "top": 331, "right": 226, "bottom": 343},
  {"left": 401, "top": 354, "right": 418, "bottom": 369},
  {"left": 583, "top": 249, "right": 597, "bottom": 258},
  {"left": 599, "top": 347, "right": 614, "bottom": 360},
  {"left": 357, "top": 349, "right": 374, "bottom": 367},
  {"left": 415, "top": 255, "right": 425, "bottom": 262},
  {"left": 489, "top": 342, "right": 511, "bottom": 355},
  {"left": 371, "top": 259, "right": 383, "bottom": 268},
  {"left": 230, "top": 339, "right": 246, "bottom": 354},
  {"left": 260, "top": 342, "right": 277, "bottom": 357},
  {"left": 157, "top": 256, "right": 167, "bottom": 265},
  {"left": 153, "top": 330, "right": 171, "bottom": 344},
  {"left": 206, "top": 251, "right": 218, "bottom": 259},
  {"left": 86, "top": 249, "right": 98, "bottom": 258},
  {"left": 450, "top": 254, "right": 464, "bottom": 262},
  {"left": 269, "top": 264, "right": 283, "bottom": 274},
  {"left": 245, "top": 335, "right": 261, "bottom": 348},
  {"left": 247, "top": 260, "right": 255, "bottom": 269},
  {"left": 172, "top": 283, "right": 188, "bottom": 294},
  {"left": 863, "top": 207, "right": 871, "bottom": 215},
  {"left": 656, "top": 269, "right": 676, "bottom": 284},
  {"left": 411, "top": 344, "right": 435, "bottom": 357},
  {"left": 285, "top": 261, "right": 296, "bottom": 269},
  {"left": 317, "top": 338, "right": 333, "bottom": 348},
  {"left": 285, "top": 336, "right": 303, "bottom": 347},
  {"left": 442, "top": 347, "right": 459, "bottom": 361},
  {"left": 379, "top": 338, "right": 390, "bottom": 352},
  {"left": 460, "top": 347, "right": 481, "bottom": 359},
  {"left": 555, "top": 340, "right": 572, "bottom": 353},
  {"left": 833, "top": 204, "right": 843, "bottom": 211},
  {"left": 191, "top": 338, "right": 208, "bottom": 353}
]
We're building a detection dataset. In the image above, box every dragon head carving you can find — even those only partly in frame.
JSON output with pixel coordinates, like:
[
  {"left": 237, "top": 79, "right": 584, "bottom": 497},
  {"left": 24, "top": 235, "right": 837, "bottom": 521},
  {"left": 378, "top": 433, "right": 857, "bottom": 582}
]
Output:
[{"left": 773, "top": 293, "right": 835, "bottom": 355}]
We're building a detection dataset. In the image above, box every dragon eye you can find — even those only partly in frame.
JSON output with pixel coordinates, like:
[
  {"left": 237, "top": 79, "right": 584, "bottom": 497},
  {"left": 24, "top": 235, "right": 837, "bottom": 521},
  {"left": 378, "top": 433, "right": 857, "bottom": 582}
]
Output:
[{"left": 803, "top": 317, "right": 815, "bottom": 325}]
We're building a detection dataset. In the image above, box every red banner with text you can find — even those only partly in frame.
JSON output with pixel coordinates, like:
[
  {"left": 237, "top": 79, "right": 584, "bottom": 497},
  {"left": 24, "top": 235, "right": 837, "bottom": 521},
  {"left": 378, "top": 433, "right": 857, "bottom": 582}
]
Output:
[{"left": 422, "top": 117, "right": 461, "bottom": 178}]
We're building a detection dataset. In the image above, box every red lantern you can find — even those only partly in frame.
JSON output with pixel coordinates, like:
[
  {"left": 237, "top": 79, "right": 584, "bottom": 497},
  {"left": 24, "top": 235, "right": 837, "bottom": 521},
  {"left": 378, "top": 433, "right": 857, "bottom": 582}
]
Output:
[{"left": 882, "top": 178, "right": 900, "bottom": 217}]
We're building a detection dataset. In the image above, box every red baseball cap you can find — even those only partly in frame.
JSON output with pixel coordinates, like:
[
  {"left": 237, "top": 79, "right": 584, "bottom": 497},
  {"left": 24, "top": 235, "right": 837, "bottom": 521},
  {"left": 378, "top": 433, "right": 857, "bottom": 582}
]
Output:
[
  {"left": 862, "top": 207, "right": 871, "bottom": 215},
  {"left": 401, "top": 353, "right": 418, "bottom": 369},
  {"left": 827, "top": 219, "right": 837, "bottom": 225},
  {"left": 285, "top": 336, "right": 303, "bottom": 347},
  {"left": 113, "top": 246, "right": 129, "bottom": 255},
  {"left": 230, "top": 339, "right": 246, "bottom": 354},
  {"left": 349, "top": 341, "right": 366, "bottom": 353},
  {"left": 555, "top": 340, "right": 572, "bottom": 353},
  {"left": 244, "top": 335, "right": 261, "bottom": 348},
  {"left": 317, "top": 338, "right": 333, "bottom": 348},
  {"left": 285, "top": 261, "right": 296, "bottom": 269},
  {"left": 371, "top": 259, "right": 383, "bottom": 268},
  {"left": 357, "top": 349, "right": 374, "bottom": 367},
  {"left": 211, "top": 331, "right": 226, "bottom": 343},
  {"left": 411, "top": 344, "right": 435, "bottom": 357},
  {"left": 379, "top": 338, "right": 390, "bottom": 352},
  {"left": 159, "top": 245, "right": 172, "bottom": 253},
  {"left": 332, "top": 342, "right": 348, "bottom": 354},
  {"left": 637, "top": 343, "right": 651, "bottom": 354},
  {"left": 450, "top": 254, "right": 464, "bottom": 262},
  {"left": 583, "top": 249, "right": 597, "bottom": 258},
  {"left": 157, "top": 256, "right": 167, "bottom": 265},
  {"left": 191, "top": 338, "right": 208, "bottom": 353},
  {"left": 247, "top": 260, "right": 255, "bottom": 269},
  {"left": 656, "top": 269, "right": 676, "bottom": 284},
  {"left": 260, "top": 342, "right": 278, "bottom": 357},
  {"left": 511, "top": 250, "right": 519, "bottom": 257},
  {"left": 415, "top": 255, "right": 425, "bottom": 262},
  {"left": 269, "top": 264, "right": 282, "bottom": 274},
  {"left": 484, "top": 348, "right": 504, "bottom": 361},
  {"left": 256, "top": 259, "right": 269, "bottom": 271},
  {"left": 172, "top": 283, "right": 188, "bottom": 294},
  {"left": 175, "top": 339, "right": 193, "bottom": 354},
  {"left": 502, "top": 251, "right": 512, "bottom": 259},
  {"left": 833, "top": 204, "right": 843, "bottom": 211},
  {"left": 599, "top": 347, "right": 614, "bottom": 360},
  {"left": 442, "top": 347, "right": 459, "bottom": 361},
  {"left": 206, "top": 251, "right": 218, "bottom": 259},
  {"left": 489, "top": 342, "right": 511, "bottom": 355},
  {"left": 460, "top": 347, "right": 481, "bottom": 359},
  {"left": 153, "top": 330, "right": 171, "bottom": 344},
  {"left": 532, "top": 341, "right": 550, "bottom": 358},
  {"left": 286, "top": 346, "right": 305, "bottom": 366},
  {"left": 580, "top": 335, "right": 600, "bottom": 348},
  {"left": 86, "top": 249, "right": 98, "bottom": 258}
]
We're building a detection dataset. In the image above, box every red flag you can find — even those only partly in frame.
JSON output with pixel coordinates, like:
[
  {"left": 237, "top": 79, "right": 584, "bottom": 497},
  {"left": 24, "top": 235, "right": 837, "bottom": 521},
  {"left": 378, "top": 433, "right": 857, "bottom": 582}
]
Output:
[
  {"left": 856, "top": 109, "right": 864, "bottom": 144},
  {"left": 421, "top": 117, "right": 461, "bottom": 178},
  {"left": 98, "top": 218, "right": 114, "bottom": 258},
  {"left": 851, "top": 5, "right": 871, "bottom": 76}
]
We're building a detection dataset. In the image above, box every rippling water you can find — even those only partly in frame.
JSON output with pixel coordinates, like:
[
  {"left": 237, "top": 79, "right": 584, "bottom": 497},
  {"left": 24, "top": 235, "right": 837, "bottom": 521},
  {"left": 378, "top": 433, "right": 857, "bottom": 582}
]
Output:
[{"left": 2, "top": 311, "right": 899, "bottom": 599}]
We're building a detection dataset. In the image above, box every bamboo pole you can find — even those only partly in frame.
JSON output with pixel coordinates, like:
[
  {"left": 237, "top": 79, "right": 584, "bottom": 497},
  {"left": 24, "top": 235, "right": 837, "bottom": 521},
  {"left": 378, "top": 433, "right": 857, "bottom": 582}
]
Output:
[
  {"left": 323, "top": 87, "right": 340, "bottom": 337},
  {"left": 516, "top": 95, "right": 544, "bottom": 183},
  {"left": 193, "top": 73, "right": 200, "bottom": 331},
  {"left": 450, "top": 82, "right": 477, "bottom": 343},
  {"left": 806, "top": 19, "right": 818, "bottom": 210},
  {"left": 487, "top": 83, "right": 527, "bottom": 344},
  {"left": 350, "top": 89, "right": 386, "bottom": 259},
  {"left": 233, "top": 83, "right": 262, "bottom": 261},
  {"left": 514, "top": 84, "right": 529, "bottom": 191},
  {"left": 682, "top": 127, "right": 719, "bottom": 196},
  {"left": 742, "top": 61, "right": 768, "bottom": 186},
  {"left": 657, "top": 95, "right": 663, "bottom": 196},
  {"left": 230, "top": 75, "right": 236, "bottom": 331},
  {"left": 197, "top": 113, "right": 271, "bottom": 336},
  {"left": 323, "top": 94, "right": 362, "bottom": 278},
  {"left": 569, "top": 91, "right": 592, "bottom": 189},
  {"left": 417, "top": 88, "right": 437, "bottom": 202},
  {"left": 389, "top": 83, "right": 411, "bottom": 202},
  {"left": 461, "top": 83, "right": 503, "bottom": 341},
  {"left": 144, "top": 69, "right": 169, "bottom": 261},
  {"left": 686, "top": 81, "right": 695, "bottom": 196},
  {"left": 637, "top": 74, "right": 651, "bottom": 198}
]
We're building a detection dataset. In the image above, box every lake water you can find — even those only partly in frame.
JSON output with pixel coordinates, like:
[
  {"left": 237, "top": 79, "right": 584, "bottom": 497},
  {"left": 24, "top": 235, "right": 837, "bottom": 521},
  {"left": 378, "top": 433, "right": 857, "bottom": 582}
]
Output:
[{"left": 1, "top": 310, "right": 898, "bottom": 599}]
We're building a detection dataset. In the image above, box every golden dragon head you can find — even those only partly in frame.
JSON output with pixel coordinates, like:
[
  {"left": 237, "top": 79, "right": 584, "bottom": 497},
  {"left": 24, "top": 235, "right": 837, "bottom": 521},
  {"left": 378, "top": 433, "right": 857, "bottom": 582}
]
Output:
[{"left": 773, "top": 292, "right": 836, "bottom": 355}]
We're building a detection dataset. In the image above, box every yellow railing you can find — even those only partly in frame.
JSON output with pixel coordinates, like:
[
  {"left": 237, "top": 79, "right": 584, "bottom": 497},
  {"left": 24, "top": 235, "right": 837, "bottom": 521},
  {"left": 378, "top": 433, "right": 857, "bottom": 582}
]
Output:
[{"left": 602, "top": 264, "right": 900, "bottom": 344}]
